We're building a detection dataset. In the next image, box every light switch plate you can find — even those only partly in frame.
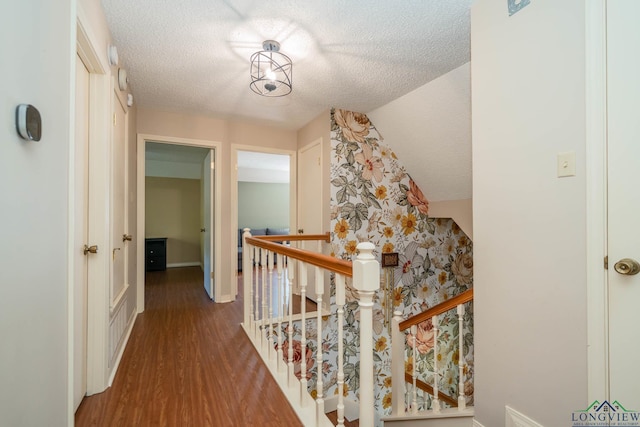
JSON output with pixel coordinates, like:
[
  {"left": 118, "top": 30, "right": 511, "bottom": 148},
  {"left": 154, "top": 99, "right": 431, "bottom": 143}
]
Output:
[{"left": 557, "top": 151, "right": 576, "bottom": 177}]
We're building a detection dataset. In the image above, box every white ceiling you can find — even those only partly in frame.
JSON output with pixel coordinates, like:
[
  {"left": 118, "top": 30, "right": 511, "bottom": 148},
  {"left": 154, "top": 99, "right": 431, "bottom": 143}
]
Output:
[{"left": 100, "top": 0, "right": 472, "bottom": 130}]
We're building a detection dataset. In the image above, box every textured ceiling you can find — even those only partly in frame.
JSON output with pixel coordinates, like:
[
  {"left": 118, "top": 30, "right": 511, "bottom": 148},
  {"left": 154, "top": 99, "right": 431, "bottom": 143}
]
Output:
[{"left": 101, "top": 0, "right": 472, "bottom": 130}]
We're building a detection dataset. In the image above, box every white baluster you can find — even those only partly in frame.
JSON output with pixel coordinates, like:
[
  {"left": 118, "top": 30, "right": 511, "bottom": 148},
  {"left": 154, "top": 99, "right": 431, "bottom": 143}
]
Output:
[
  {"left": 335, "top": 274, "right": 346, "bottom": 427},
  {"left": 299, "top": 261, "right": 308, "bottom": 406},
  {"left": 353, "top": 242, "right": 380, "bottom": 427},
  {"left": 276, "top": 259, "right": 284, "bottom": 371},
  {"left": 315, "top": 266, "right": 325, "bottom": 425},
  {"left": 243, "top": 229, "right": 252, "bottom": 328},
  {"left": 253, "top": 245, "right": 260, "bottom": 339},
  {"left": 411, "top": 325, "right": 418, "bottom": 414},
  {"left": 457, "top": 304, "right": 466, "bottom": 410},
  {"left": 260, "top": 248, "right": 268, "bottom": 351},
  {"left": 432, "top": 314, "right": 440, "bottom": 413},
  {"left": 268, "top": 249, "right": 275, "bottom": 361},
  {"left": 287, "top": 257, "right": 296, "bottom": 388},
  {"left": 391, "top": 310, "right": 405, "bottom": 416}
]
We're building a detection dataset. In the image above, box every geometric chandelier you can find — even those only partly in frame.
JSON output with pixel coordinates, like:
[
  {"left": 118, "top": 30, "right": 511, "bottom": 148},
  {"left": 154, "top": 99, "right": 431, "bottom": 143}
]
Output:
[{"left": 249, "top": 40, "right": 293, "bottom": 97}]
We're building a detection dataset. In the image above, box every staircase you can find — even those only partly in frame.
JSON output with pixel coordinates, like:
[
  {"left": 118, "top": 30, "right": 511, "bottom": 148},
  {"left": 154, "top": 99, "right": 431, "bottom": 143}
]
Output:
[{"left": 241, "top": 230, "right": 474, "bottom": 427}]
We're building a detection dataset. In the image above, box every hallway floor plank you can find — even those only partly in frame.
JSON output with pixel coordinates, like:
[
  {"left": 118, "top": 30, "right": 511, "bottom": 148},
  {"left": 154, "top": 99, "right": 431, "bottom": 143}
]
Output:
[{"left": 75, "top": 267, "right": 304, "bottom": 427}]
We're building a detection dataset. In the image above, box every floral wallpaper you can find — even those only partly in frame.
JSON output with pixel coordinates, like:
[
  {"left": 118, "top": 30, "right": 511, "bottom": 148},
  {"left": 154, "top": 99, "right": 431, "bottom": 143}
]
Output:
[
  {"left": 270, "top": 108, "right": 474, "bottom": 423},
  {"left": 327, "top": 108, "right": 474, "bottom": 419}
]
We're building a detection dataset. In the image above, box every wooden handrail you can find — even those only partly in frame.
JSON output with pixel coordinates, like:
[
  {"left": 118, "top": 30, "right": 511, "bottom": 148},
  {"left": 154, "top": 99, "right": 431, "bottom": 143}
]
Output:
[
  {"left": 399, "top": 288, "right": 473, "bottom": 332},
  {"left": 256, "top": 233, "right": 331, "bottom": 242},
  {"left": 245, "top": 234, "right": 353, "bottom": 277},
  {"left": 403, "top": 373, "right": 458, "bottom": 408}
]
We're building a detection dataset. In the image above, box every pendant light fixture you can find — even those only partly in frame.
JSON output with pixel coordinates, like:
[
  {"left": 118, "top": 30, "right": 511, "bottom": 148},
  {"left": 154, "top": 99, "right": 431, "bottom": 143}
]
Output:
[{"left": 249, "top": 40, "right": 292, "bottom": 97}]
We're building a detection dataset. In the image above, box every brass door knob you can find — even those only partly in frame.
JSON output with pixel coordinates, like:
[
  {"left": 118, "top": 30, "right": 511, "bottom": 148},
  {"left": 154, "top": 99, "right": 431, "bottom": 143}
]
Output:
[
  {"left": 614, "top": 258, "right": 640, "bottom": 275},
  {"left": 83, "top": 245, "right": 98, "bottom": 255}
]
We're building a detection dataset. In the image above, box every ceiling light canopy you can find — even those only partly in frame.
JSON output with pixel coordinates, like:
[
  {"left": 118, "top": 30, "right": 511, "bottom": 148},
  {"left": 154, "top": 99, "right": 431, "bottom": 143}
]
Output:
[{"left": 250, "top": 40, "right": 292, "bottom": 97}]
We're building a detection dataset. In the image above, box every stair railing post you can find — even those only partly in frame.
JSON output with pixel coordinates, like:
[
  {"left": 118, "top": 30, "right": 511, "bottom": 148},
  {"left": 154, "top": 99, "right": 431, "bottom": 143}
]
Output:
[
  {"left": 276, "top": 259, "right": 284, "bottom": 372},
  {"left": 432, "top": 314, "right": 440, "bottom": 413},
  {"left": 457, "top": 304, "right": 466, "bottom": 410},
  {"left": 391, "top": 310, "right": 405, "bottom": 416},
  {"left": 315, "top": 266, "right": 325, "bottom": 425},
  {"left": 353, "top": 242, "right": 380, "bottom": 427},
  {"left": 336, "top": 274, "right": 346, "bottom": 427},
  {"left": 242, "top": 229, "right": 252, "bottom": 329}
]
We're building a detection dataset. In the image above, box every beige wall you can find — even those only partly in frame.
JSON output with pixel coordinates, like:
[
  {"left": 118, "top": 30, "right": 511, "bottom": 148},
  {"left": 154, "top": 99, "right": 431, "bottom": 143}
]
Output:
[
  {"left": 137, "top": 108, "right": 297, "bottom": 300},
  {"left": 472, "top": 1, "right": 587, "bottom": 426},
  {"left": 297, "top": 109, "right": 331, "bottom": 233},
  {"left": 1, "top": 2, "right": 73, "bottom": 424},
  {"left": 428, "top": 199, "right": 472, "bottom": 239},
  {"left": 146, "top": 177, "right": 201, "bottom": 266}
]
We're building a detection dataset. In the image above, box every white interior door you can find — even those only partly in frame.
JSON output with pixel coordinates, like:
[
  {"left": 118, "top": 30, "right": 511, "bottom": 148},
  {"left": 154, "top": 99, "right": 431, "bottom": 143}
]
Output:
[
  {"left": 203, "top": 150, "right": 214, "bottom": 299},
  {"left": 607, "top": 0, "right": 640, "bottom": 404},
  {"left": 298, "top": 140, "right": 323, "bottom": 302},
  {"left": 111, "top": 89, "right": 127, "bottom": 306},
  {"left": 73, "top": 53, "right": 90, "bottom": 411}
]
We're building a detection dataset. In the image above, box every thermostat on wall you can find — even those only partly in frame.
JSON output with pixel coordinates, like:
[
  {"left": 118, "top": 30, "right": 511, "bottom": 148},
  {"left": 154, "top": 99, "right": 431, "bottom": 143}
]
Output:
[{"left": 15, "top": 104, "right": 42, "bottom": 141}]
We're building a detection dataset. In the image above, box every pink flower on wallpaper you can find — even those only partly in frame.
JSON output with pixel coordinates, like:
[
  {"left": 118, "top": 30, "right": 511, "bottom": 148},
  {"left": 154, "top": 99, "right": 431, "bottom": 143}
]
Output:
[
  {"left": 407, "top": 179, "right": 429, "bottom": 215},
  {"left": 355, "top": 144, "right": 384, "bottom": 182},
  {"left": 334, "top": 109, "right": 371, "bottom": 143},
  {"left": 279, "top": 340, "right": 313, "bottom": 380},
  {"left": 406, "top": 318, "right": 435, "bottom": 355}
]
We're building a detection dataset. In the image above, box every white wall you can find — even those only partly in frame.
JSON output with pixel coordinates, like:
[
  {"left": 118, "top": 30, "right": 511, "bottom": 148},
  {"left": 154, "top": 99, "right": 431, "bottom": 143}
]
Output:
[
  {"left": 367, "top": 63, "right": 471, "bottom": 202},
  {"left": 0, "top": 1, "right": 73, "bottom": 425},
  {"left": 471, "top": 1, "right": 588, "bottom": 426}
]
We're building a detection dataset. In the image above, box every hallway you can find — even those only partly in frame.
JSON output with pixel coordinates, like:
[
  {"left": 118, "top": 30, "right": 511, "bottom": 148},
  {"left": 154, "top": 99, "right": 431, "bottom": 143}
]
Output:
[{"left": 75, "top": 267, "right": 303, "bottom": 426}]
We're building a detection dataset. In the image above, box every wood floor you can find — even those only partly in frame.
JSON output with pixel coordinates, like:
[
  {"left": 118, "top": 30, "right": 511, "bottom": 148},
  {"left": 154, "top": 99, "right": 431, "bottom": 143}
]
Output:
[{"left": 75, "top": 267, "right": 310, "bottom": 427}]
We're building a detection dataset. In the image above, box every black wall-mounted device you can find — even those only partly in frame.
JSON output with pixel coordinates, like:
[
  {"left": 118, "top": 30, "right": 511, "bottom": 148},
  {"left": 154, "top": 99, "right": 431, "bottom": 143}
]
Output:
[{"left": 15, "top": 104, "right": 42, "bottom": 141}]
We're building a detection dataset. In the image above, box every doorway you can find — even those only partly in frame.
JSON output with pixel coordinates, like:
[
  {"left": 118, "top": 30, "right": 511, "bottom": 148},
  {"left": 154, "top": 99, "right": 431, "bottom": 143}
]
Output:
[
  {"left": 137, "top": 136, "right": 222, "bottom": 309},
  {"left": 231, "top": 146, "right": 296, "bottom": 297}
]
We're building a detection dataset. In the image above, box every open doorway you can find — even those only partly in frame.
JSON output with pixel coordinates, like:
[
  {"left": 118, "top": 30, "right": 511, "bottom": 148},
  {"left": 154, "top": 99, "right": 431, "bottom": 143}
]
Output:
[
  {"left": 137, "top": 135, "right": 222, "bottom": 311},
  {"left": 231, "top": 146, "right": 296, "bottom": 297}
]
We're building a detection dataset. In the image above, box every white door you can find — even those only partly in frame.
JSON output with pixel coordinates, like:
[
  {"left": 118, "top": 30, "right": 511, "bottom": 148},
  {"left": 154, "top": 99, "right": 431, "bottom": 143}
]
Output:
[
  {"left": 607, "top": 0, "right": 640, "bottom": 404},
  {"left": 203, "top": 150, "right": 214, "bottom": 299},
  {"left": 73, "top": 53, "right": 90, "bottom": 410},
  {"left": 298, "top": 140, "right": 323, "bottom": 302},
  {"left": 111, "top": 90, "right": 127, "bottom": 306}
]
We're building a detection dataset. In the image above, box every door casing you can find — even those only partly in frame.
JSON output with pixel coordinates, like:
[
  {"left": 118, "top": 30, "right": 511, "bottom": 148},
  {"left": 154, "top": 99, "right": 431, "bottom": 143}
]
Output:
[{"left": 136, "top": 135, "right": 223, "bottom": 309}]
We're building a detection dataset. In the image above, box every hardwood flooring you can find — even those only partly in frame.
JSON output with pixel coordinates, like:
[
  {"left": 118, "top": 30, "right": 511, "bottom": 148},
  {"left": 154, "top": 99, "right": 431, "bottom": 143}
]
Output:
[{"left": 75, "top": 267, "right": 307, "bottom": 427}]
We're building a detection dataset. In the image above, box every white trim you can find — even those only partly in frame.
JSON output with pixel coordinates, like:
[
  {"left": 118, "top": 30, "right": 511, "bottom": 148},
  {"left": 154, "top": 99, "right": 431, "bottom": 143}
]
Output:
[
  {"left": 137, "top": 134, "right": 223, "bottom": 309},
  {"left": 107, "top": 311, "right": 137, "bottom": 386},
  {"left": 505, "top": 406, "right": 543, "bottom": 427},
  {"left": 585, "top": 0, "right": 609, "bottom": 403},
  {"left": 230, "top": 144, "right": 297, "bottom": 296},
  {"left": 167, "top": 262, "right": 201, "bottom": 268},
  {"left": 76, "top": 6, "right": 112, "bottom": 398},
  {"left": 473, "top": 420, "right": 486, "bottom": 427},
  {"left": 110, "top": 283, "right": 129, "bottom": 314}
]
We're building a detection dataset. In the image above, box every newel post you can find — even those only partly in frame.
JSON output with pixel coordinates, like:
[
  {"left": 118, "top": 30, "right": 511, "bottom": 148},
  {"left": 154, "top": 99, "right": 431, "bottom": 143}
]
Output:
[
  {"left": 242, "top": 228, "right": 252, "bottom": 328},
  {"left": 353, "top": 242, "right": 380, "bottom": 427}
]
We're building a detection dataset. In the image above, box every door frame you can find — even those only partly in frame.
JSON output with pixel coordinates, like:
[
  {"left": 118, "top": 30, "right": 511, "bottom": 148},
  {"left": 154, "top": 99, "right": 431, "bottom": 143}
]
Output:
[
  {"left": 137, "top": 134, "right": 223, "bottom": 308},
  {"left": 230, "top": 144, "right": 297, "bottom": 296},
  {"left": 69, "top": 8, "right": 114, "bottom": 414},
  {"left": 585, "top": 0, "right": 608, "bottom": 402}
]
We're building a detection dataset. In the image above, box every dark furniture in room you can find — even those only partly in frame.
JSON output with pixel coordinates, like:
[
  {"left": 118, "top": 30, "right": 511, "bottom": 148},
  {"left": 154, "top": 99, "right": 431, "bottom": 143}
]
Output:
[
  {"left": 145, "top": 237, "right": 167, "bottom": 271},
  {"left": 238, "top": 227, "right": 289, "bottom": 271}
]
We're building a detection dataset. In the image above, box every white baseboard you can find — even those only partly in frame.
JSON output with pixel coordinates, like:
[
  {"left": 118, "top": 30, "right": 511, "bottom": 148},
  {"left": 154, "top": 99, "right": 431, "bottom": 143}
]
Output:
[
  {"left": 473, "top": 419, "right": 486, "bottom": 427},
  {"left": 166, "top": 262, "right": 200, "bottom": 268},
  {"left": 505, "top": 406, "right": 544, "bottom": 427}
]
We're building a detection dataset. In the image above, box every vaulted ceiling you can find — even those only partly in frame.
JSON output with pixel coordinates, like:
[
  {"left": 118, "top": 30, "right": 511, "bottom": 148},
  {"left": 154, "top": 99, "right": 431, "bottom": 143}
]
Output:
[{"left": 100, "top": 0, "right": 472, "bottom": 130}]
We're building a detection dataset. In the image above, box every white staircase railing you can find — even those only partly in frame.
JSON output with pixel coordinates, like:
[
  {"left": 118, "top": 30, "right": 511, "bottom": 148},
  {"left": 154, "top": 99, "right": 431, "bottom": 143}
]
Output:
[
  {"left": 240, "top": 229, "right": 380, "bottom": 427},
  {"left": 389, "top": 289, "right": 474, "bottom": 420}
]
